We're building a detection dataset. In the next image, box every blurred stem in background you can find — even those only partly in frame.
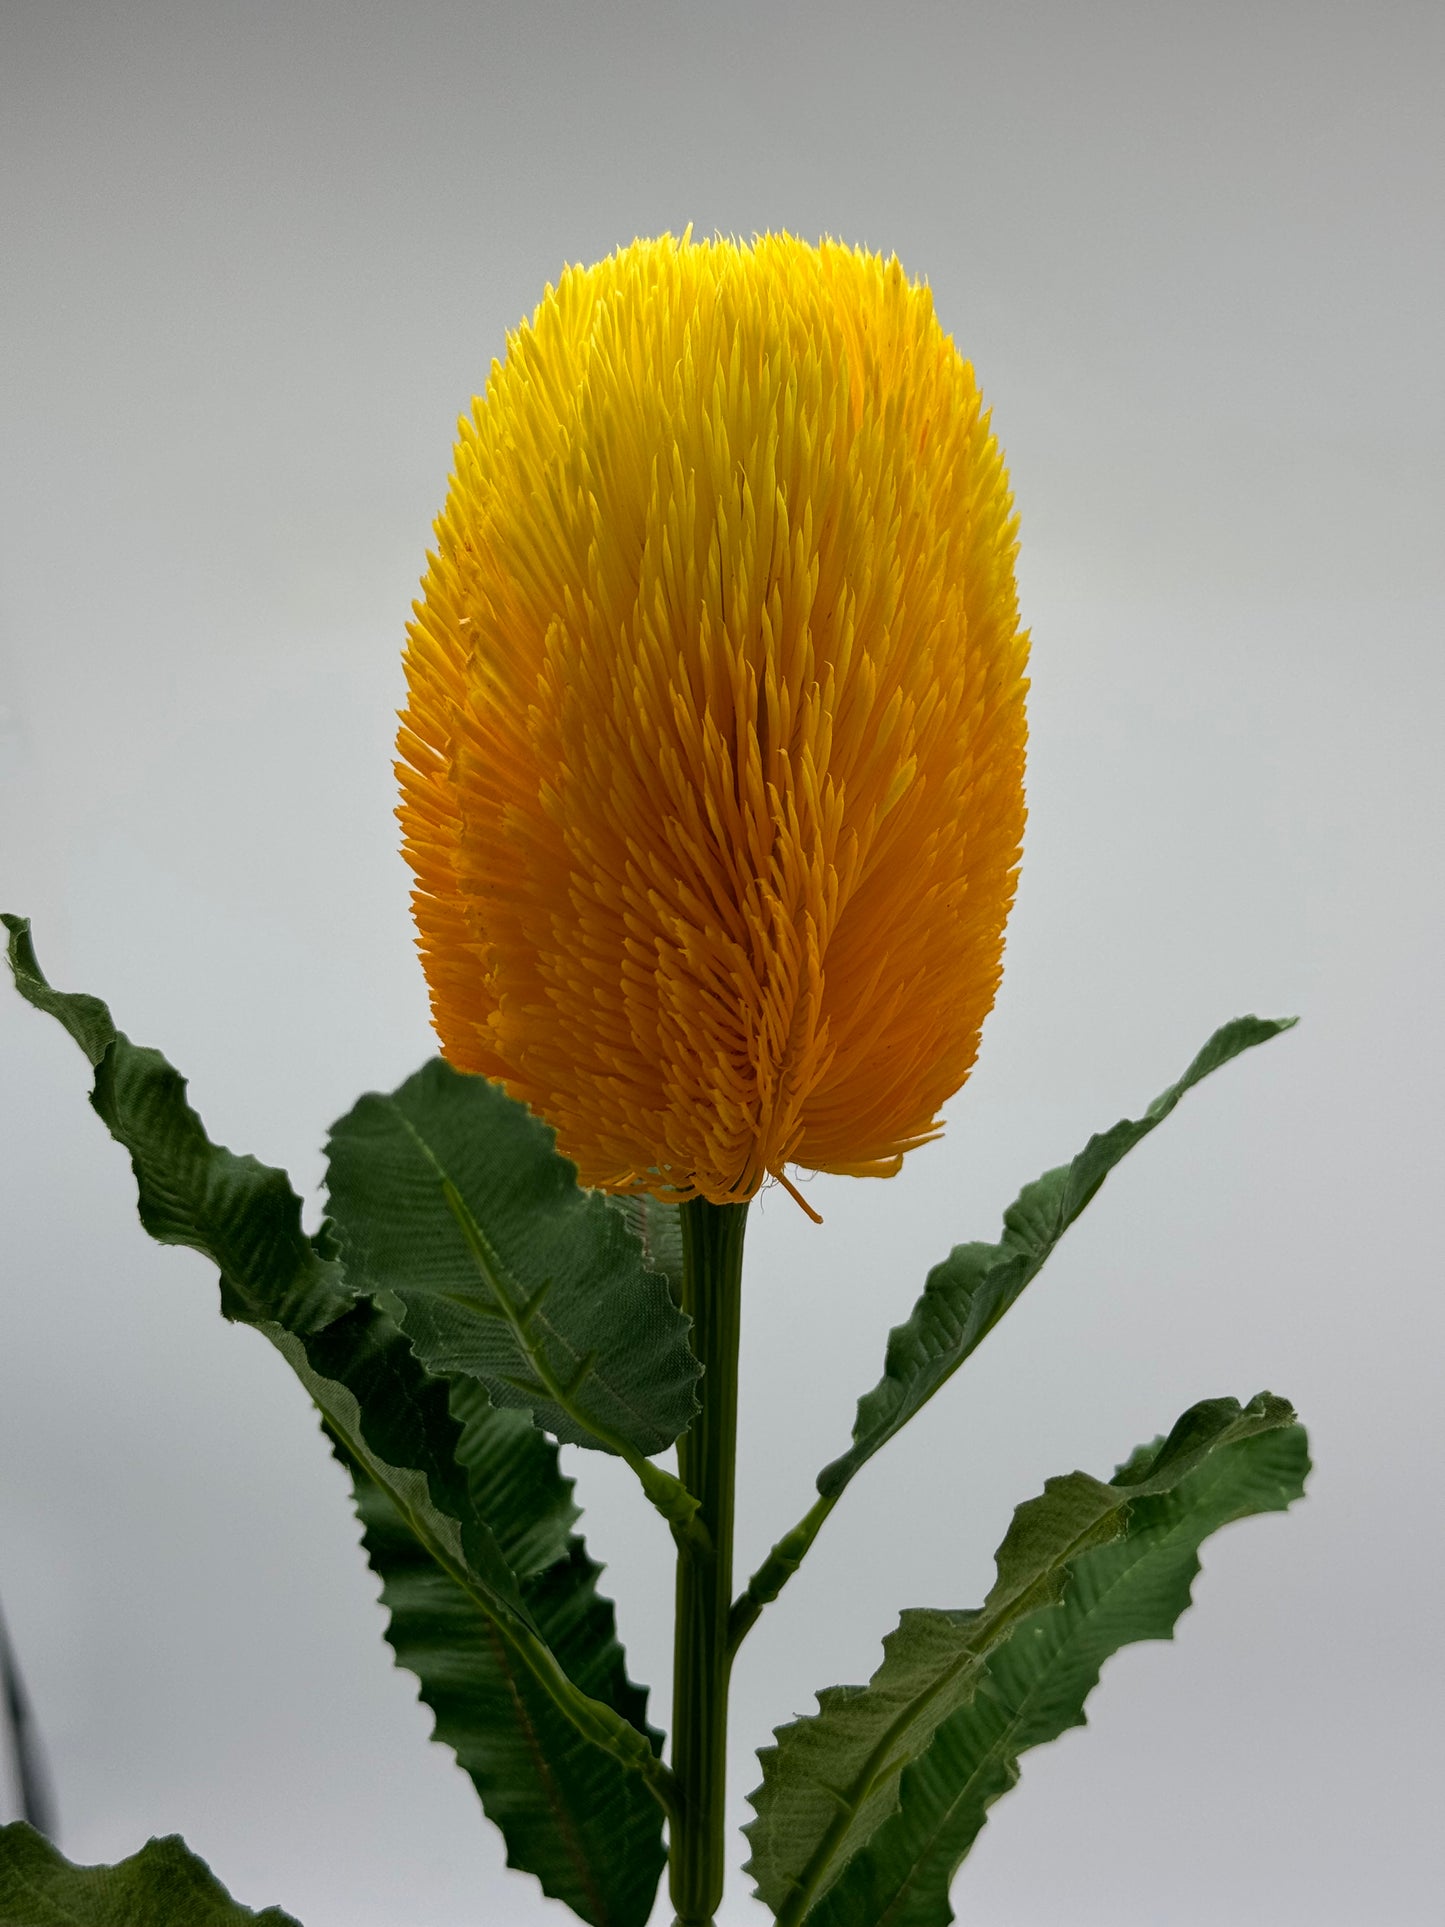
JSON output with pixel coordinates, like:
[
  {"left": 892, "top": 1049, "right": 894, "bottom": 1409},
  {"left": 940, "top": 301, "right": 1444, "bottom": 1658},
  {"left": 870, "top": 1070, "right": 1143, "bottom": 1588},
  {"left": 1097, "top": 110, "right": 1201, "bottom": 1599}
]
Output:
[{"left": 0, "top": 1592, "right": 55, "bottom": 1839}]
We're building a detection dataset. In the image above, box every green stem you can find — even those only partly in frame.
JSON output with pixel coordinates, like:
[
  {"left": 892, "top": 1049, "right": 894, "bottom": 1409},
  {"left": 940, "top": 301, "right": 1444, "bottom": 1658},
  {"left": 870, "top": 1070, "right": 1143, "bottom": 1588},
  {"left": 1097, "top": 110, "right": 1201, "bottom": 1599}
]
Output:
[{"left": 669, "top": 1198, "right": 748, "bottom": 1927}]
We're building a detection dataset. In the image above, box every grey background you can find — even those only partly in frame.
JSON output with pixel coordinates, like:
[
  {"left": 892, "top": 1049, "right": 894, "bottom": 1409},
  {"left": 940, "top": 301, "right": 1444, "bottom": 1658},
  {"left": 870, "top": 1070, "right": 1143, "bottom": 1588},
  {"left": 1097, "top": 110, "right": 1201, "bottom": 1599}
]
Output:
[{"left": 2, "top": 2, "right": 1441, "bottom": 1921}]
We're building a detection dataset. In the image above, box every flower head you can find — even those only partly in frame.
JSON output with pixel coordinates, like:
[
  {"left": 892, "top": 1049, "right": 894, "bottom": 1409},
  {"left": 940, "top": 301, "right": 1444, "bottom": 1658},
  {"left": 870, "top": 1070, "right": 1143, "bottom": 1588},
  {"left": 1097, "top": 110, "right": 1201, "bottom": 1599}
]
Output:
[{"left": 398, "top": 233, "right": 1028, "bottom": 1207}]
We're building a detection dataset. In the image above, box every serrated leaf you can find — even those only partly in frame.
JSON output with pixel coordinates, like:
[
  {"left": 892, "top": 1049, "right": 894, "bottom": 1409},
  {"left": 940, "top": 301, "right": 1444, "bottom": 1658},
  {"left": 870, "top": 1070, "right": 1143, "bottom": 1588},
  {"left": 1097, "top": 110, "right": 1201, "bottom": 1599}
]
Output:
[
  {"left": 3, "top": 916, "right": 528, "bottom": 1632},
  {"left": 745, "top": 1393, "right": 1300, "bottom": 1926},
  {"left": 3, "top": 915, "right": 349, "bottom": 1338},
  {"left": 338, "top": 1381, "right": 665, "bottom": 1927},
  {"left": 323, "top": 1060, "right": 700, "bottom": 1457},
  {"left": 3, "top": 916, "right": 676, "bottom": 1867},
  {"left": 270, "top": 1297, "right": 534, "bottom": 1629},
  {"left": 0, "top": 1823, "right": 303, "bottom": 1925},
  {"left": 804, "top": 1417, "right": 1310, "bottom": 1927},
  {"left": 817, "top": 1017, "right": 1296, "bottom": 1501}
]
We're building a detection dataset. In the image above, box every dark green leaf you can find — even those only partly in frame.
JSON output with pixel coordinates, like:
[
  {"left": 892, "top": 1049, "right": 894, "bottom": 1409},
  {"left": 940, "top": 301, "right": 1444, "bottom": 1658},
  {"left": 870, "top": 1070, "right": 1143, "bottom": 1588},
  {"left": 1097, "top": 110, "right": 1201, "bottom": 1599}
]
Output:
[
  {"left": 734, "top": 1019, "right": 1298, "bottom": 1648},
  {"left": 818, "top": 1017, "right": 1296, "bottom": 1500},
  {"left": 3, "top": 915, "right": 526, "bottom": 1631},
  {"left": 322, "top": 1066, "right": 703, "bottom": 1540},
  {"left": 606, "top": 1194, "right": 685, "bottom": 1306},
  {"left": 805, "top": 1415, "right": 1309, "bottom": 1927},
  {"left": 273, "top": 1298, "right": 534, "bottom": 1629},
  {"left": 4, "top": 915, "right": 349, "bottom": 1338},
  {"left": 745, "top": 1393, "right": 1302, "bottom": 1927},
  {"left": 2, "top": 916, "right": 678, "bottom": 1869},
  {"left": 338, "top": 1381, "right": 665, "bottom": 1927},
  {"left": 323, "top": 1060, "right": 700, "bottom": 1458},
  {"left": 0, "top": 1824, "right": 302, "bottom": 1926}
]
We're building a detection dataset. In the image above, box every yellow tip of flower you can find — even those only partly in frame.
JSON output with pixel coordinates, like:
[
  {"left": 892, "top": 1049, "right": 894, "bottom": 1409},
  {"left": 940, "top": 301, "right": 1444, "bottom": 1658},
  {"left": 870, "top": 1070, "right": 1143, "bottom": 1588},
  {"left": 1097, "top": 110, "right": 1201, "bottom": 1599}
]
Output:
[{"left": 398, "top": 232, "right": 1029, "bottom": 1207}]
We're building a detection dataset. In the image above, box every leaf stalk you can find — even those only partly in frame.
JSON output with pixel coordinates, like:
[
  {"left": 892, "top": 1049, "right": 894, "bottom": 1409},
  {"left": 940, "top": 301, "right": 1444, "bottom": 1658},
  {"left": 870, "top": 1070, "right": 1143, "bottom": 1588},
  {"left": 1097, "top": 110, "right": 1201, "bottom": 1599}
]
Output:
[{"left": 729, "top": 1492, "right": 836, "bottom": 1656}]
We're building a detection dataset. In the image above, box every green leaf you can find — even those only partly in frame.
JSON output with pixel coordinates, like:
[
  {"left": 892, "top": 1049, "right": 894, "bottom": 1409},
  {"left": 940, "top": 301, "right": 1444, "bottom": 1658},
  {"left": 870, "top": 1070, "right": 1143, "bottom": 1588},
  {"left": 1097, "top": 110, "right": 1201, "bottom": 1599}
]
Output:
[
  {"left": 818, "top": 1019, "right": 1296, "bottom": 1502},
  {"left": 3, "top": 914, "right": 349, "bottom": 1338},
  {"left": 339, "top": 1382, "right": 666, "bottom": 1927},
  {"left": 271, "top": 1296, "right": 534, "bottom": 1630},
  {"left": 0, "top": 1823, "right": 303, "bottom": 1925},
  {"left": 744, "top": 1393, "right": 1303, "bottom": 1927},
  {"left": 2, "top": 916, "right": 678, "bottom": 1852},
  {"left": 3, "top": 915, "right": 527, "bottom": 1632},
  {"left": 324, "top": 1061, "right": 700, "bottom": 1459},
  {"left": 606, "top": 1193, "right": 685, "bottom": 1305},
  {"left": 804, "top": 1415, "right": 1309, "bottom": 1927},
  {"left": 734, "top": 1019, "right": 1297, "bottom": 1647}
]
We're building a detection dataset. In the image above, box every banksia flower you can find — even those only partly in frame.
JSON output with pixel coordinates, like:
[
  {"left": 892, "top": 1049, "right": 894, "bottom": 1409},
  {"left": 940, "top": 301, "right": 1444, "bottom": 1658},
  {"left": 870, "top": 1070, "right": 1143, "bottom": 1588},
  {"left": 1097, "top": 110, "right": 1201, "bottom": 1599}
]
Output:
[{"left": 398, "top": 233, "right": 1028, "bottom": 1208}]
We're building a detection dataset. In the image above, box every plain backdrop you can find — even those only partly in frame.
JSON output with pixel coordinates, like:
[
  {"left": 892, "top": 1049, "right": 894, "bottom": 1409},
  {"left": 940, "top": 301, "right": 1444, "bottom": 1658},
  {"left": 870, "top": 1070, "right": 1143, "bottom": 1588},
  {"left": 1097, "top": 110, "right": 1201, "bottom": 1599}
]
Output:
[{"left": 2, "top": 3, "right": 1441, "bottom": 1923}]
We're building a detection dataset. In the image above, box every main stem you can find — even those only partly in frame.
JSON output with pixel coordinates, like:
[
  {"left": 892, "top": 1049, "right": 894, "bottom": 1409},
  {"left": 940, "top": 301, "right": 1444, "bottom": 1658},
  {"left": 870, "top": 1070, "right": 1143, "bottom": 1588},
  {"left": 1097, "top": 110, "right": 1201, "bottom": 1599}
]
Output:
[{"left": 670, "top": 1197, "right": 748, "bottom": 1927}]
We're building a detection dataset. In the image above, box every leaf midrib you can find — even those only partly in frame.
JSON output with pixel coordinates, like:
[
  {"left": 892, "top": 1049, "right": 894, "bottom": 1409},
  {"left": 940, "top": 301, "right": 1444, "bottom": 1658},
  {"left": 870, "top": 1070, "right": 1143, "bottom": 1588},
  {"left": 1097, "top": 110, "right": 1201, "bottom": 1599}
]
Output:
[
  {"left": 828, "top": 1451, "right": 1272, "bottom": 1927},
  {"left": 384, "top": 1100, "right": 662, "bottom": 1441},
  {"left": 775, "top": 1500, "right": 1134, "bottom": 1927},
  {"left": 482, "top": 1611, "right": 612, "bottom": 1926}
]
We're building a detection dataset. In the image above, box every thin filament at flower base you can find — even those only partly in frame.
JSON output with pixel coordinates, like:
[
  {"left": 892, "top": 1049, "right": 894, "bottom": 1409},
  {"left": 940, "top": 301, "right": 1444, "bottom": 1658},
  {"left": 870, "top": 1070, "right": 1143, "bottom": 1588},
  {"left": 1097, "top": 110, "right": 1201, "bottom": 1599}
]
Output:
[{"left": 772, "top": 1167, "right": 824, "bottom": 1224}]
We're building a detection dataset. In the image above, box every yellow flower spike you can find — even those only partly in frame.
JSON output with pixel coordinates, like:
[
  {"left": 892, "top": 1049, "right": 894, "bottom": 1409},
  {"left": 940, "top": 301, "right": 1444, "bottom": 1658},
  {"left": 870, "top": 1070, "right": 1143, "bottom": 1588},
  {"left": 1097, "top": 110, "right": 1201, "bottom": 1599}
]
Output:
[{"left": 398, "top": 233, "right": 1029, "bottom": 1209}]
